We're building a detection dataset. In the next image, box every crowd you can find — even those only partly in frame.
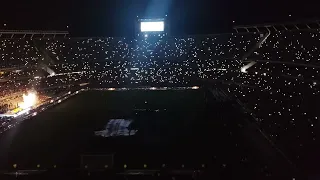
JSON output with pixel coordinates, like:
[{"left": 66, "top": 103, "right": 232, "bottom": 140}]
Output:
[
  {"left": 0, "top": 30, "right": 319, "bottom": 175},
  {"left": 250, "top": 30, "right": 320, "bottom": 66},
  {"left": 0, "top": 38, "right": 41, "bottom": 68},
  {"left": 229, "top": 32, "right": 320, "bottom": 172},
  {"left": 37, "top": 33, "right": 259, "bottom": 87}
]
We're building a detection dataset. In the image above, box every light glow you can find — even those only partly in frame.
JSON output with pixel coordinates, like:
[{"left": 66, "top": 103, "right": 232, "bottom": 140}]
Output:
[
  {"left": 240, "top": 67, "right": 248, "bottom": 73},
  {"left": 19, "top": 92, "right": 37, "bottom": 109}
]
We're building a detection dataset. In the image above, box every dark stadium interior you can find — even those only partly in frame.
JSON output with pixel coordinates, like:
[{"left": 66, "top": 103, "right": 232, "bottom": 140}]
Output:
[
  {"left": 1, "top": 0, "right": 320, "bottom": 179},
  {"left": 0, "top": 89, "right": 297, "bottom": 178}
]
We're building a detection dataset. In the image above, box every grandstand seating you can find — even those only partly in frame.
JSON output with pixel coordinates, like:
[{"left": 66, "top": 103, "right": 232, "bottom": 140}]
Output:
[
  {"left": 0, "top": 39, "right": 41, "bottom": 68},
  {"left": 250, "top": 30, "right": 320, "bottom": 65}
]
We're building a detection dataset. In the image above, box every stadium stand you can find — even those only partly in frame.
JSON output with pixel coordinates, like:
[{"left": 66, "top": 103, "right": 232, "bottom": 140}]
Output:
[
  {"left": 0, "top": 28, "right": 319, "bottom": 177},
  {"left": 0, "top": 39, "right": 41, "bottom": 68},
  {"left": 241, "top": 30, "right": 320, "bottom": 174},
  {"left": 250, "top": 30, "right": 320, "bottom": 65}
]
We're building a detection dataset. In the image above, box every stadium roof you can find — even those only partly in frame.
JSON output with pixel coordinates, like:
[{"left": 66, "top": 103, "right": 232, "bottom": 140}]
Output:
[
  {"left": 233, "top": 19, "right": 320, "bottom": 32},
  {"left": 0, "top": 30, "right": 69, "bottom": 38}
]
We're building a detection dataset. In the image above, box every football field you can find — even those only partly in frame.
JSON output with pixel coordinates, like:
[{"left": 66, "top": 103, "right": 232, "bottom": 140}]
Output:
[
  {"left": 0, "top": 89, "right": 277, "bottom": 174},
  {"left": 0, "top": 89, "right": 214, "bottom": 169}
]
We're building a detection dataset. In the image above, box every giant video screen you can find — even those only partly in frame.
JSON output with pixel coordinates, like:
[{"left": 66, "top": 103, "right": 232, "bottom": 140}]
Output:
[{"left": 140, "top": 21, "right": 164, "bottom": 32}]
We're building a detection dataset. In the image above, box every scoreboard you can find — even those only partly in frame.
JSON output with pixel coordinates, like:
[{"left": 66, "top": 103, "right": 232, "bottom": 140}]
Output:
[
  {"left": 140, "top": 21, "right": 164, "bottom": 32},
  {"left": 137, "top": 18, "right": 167, "bottom": 34}
]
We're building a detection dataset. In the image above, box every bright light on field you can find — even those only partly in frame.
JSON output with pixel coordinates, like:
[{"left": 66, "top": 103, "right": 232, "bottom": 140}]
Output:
[
  {"left": 240, "top": 67, "right": 248, "bottom": 73},
  {"left": 108, "top": 88, "right": 115, "bottom": 91},
  {"left": 141, "top": 21, "right": 164, "bottom": 32},
  {"left": 192, "top": 86, "right": 199, "bottom": 90},
  {"left": 19, "top": 92, "right": 37, "bottom": 109}
]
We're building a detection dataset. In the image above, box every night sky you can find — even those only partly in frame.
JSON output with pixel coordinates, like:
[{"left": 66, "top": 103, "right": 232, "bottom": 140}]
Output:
[{"left": 1, "top": 0, "right": 320, "bottom": 36}]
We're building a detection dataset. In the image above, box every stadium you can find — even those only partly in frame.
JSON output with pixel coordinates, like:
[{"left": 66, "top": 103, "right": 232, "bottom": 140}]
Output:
[{"left": 0, "top": 14, "right": 319, "bottom": 179}]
